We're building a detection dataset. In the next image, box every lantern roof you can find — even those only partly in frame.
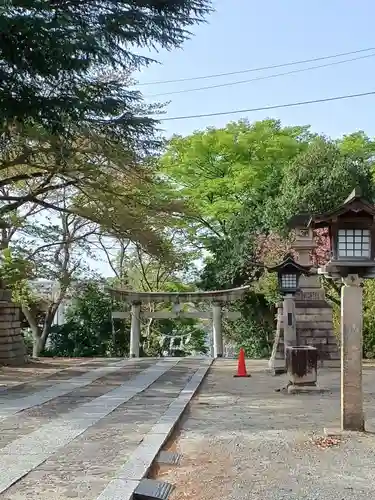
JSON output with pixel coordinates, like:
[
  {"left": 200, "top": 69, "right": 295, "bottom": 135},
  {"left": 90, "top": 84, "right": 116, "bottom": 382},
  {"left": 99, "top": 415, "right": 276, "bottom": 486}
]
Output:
[
  {"left": 288, "top": 213, "right": 311, "bottom": 229},
  {"left": 268, "top": 252, "right": 312, "bottom": 274},
  {"left": 308, "top": 187, "right": 375, "bottom": 229}
]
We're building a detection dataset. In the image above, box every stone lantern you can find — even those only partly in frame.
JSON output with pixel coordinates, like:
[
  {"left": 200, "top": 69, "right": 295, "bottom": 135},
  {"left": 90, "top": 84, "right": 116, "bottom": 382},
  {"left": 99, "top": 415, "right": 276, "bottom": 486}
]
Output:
[
  {"left": 308, "top": 187, "right": 375, "bottom": 431},
  {"left": 268, "top": 254, "right": 312, "bottom": 349},
  {"left": 268, "top": 255, "right": 318, "bottom": 387},
  {"left": 309, "top": 187, "right": 375, "bottom": 279},
  {"left": 268, "top": 252, "right": 311, "bottom": 296}
]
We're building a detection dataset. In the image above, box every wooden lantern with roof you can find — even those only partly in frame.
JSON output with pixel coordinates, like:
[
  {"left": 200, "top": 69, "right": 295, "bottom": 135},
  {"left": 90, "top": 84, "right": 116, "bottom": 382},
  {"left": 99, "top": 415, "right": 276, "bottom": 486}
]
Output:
[
  {"left": 307, "top": 188, "right": 375, "bottom": 278},
  {"left": 268, "top": 253, "right": 312, "bottom": 295}
]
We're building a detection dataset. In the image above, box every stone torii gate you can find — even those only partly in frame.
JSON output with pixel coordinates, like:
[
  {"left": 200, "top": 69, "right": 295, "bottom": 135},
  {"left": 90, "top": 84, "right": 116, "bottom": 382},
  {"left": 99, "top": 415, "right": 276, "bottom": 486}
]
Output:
[{"left": 107, "top": 286, "right": 249, "bottom": 358}]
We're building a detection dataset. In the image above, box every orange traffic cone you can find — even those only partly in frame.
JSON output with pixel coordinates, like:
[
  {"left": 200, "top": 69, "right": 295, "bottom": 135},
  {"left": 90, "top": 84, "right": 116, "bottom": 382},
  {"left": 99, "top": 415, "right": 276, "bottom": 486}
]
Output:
[{"left": 234, "top": 348, "right": 251, "bottom": 377}]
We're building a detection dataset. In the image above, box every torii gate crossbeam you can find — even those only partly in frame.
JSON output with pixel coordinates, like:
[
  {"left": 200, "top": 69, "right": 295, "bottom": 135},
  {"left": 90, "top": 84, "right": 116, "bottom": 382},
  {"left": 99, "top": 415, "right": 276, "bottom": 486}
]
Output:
[{"left": 106, "top": 286, "right": 249, "bottom": 358}]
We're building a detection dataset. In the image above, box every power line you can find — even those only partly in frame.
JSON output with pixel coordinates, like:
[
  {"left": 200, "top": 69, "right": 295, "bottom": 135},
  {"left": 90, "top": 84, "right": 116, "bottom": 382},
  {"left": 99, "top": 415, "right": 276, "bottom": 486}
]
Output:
[
  {"left": 137, "top": 47, "right": 375, "bottom": 86},
  {"left": 158, "top": 90, "right": 375, "bottom": 122},
  {"left": 146, "top": 53, "right": 375, "bottom": 98}
]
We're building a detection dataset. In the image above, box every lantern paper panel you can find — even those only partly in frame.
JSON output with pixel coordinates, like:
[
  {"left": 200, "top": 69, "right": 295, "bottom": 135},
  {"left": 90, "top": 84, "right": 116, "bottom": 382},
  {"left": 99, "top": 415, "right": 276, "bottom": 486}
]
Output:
[
  {"left": 337, "top": 228, "right": 370, "bottom": 259},
  {"left": 280, "top": 273, "right": 298, "bottom": 290}
]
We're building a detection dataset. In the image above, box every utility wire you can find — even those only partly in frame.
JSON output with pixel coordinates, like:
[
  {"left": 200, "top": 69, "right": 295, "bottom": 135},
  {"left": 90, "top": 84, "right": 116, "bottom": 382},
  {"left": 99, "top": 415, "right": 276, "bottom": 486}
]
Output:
[
  {"left": 146, "top": 53, "right": 375, "bottom": 98},
  {"left": 137, "top": 47, "right": 375, "bottom": 86},
  {"left": 158, "top": 90, "right": 375, "bottom": 122}
]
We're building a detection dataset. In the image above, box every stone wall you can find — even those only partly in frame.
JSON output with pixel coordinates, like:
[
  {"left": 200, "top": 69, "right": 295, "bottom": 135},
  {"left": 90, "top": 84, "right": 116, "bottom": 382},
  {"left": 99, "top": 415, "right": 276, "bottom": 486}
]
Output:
[
  {"left": 0, "top": 290, "right": 26, "bottom": 365},
  {"left": 269, "top": 296, "right": 339, "bottom": 374},
  {"left": 277, "top": 301, "right": 339, "bottom": 360}
]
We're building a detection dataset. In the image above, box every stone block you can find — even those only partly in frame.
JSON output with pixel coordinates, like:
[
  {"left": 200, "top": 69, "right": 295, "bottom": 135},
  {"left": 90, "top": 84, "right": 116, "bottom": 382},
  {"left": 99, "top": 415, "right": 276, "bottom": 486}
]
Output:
[
  {"left": 0, "top": 322, "right": 13, "bottom": 330},
  {"left": 305, "top": 337, "right": 328, "bottom": 345},
  {"left": 0, "top": 314, "right": 15, "bottom": 322},
  {"left": 311, "top": 329, "right": 332, "bottom": 336},
  {"left": 288, "top": 385, "right": 327, "bottom": 394},
  {"left": 295, "top": 307, "right": 332, "bottom": 315},
  {"left": 0, "top": 343, "right": 25, "bottom": 354},
  {"left": 326, "top": 344, "right": 339, "bottom": 353},
  {"left": 0, "top": 306, "right": 15, "bottom": 314},
  {"left": 296, "top": 314, "right": 333, "bottom": 323},
  {"left": 0, "top": 336, "right": 23, "bottom": 346},
  {"left": 300, "top": 321, "right": 333, "bottom": 330},
  {"left": 0, "top": 290, "right": 12, "bottom": 301}
]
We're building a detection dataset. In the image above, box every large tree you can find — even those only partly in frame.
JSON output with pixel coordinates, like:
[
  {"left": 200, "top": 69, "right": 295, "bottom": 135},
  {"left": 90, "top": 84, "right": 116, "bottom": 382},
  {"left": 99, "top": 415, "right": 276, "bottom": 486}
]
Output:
[
  {"left": 264, "top": 135, "right": 375, "bottom": 231},
  {"left": 0, "top": 1, "right": 212, "bottom": 254},
  {"left": 0, "top": 123, "right": 183, "bottom": 255},
  {"left": 0, "top": 1, "right": 212, "bottom": 133},
  {"left": 159, "top": 119, "right": 311, "bottom": 245}
]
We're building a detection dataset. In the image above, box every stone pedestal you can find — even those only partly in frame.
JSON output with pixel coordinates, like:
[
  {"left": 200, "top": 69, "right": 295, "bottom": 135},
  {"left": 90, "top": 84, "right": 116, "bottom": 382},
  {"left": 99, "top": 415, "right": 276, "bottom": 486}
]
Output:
[
  {"left": 341, "top": 275, "right": 364, "bottom": 431},
  {"left": 283, "top": 294, "right": 296, "bottom": 349},
  {"left": 0, "top": 291, "right": 26, "bottom": 365}
]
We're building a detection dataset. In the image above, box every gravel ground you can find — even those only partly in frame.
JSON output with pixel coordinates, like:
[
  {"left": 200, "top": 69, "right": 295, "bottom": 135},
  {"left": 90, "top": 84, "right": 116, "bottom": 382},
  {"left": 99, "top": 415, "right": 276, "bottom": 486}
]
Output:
[{"left": 155, "top": 359, "right": 375, "bottom": 500}]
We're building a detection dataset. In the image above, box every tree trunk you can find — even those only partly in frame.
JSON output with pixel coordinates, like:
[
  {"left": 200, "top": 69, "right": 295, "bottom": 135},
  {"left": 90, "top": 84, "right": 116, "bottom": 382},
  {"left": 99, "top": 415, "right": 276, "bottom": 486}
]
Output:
[
  {"left": 32, "top": 335, "right": 44, "bottom": 358},
  {"left": 22, "top": 304, "right": 57, "bottom": 358}
]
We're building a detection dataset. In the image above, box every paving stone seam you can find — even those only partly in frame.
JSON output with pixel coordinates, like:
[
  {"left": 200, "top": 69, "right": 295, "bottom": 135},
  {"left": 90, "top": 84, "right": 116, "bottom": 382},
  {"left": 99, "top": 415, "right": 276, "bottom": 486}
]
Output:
[
  {"left": 95, "top": 358, "right": 213, "bottom": 500},
  {"left": 0, "top": 358, "right": 140, "bottom": 420},
  {"left": 0, "top": 358, "right": 181, "bottom": 494}
]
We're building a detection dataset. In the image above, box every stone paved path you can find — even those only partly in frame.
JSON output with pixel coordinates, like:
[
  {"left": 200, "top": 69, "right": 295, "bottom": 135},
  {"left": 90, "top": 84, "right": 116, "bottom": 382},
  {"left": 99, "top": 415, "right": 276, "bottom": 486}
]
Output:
[
  {"left": 155, "top": 359, "right": 375, "bottom": 500},
  {"left": 0, "top": 357, "right": 211, "bottom": 499}
]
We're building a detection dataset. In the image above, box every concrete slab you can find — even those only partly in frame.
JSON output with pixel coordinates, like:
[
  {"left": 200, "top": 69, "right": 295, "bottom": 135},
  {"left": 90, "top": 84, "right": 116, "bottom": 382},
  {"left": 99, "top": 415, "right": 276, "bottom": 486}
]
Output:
[
  {"left": 89, "top": 479, "right": 140, "bottom": 500},
  {"left": 95, "top": 359, "right": 212, "bottom": 500},
  {"left": 0, "top": 359, "right": 180, "bottom": 494},
  {"left": 0, "top": 358, "right": 134, "bottom": 419}
]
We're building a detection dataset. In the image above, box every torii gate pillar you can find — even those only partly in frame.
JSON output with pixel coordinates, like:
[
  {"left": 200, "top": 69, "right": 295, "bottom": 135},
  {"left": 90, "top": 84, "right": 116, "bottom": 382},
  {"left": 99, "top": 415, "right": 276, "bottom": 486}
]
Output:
[
  {"left": 212, "top": 301, "right": 223, "bottom": 358},
  {"left": 130, "top": 301, "right": 141, "bottom": 358}
]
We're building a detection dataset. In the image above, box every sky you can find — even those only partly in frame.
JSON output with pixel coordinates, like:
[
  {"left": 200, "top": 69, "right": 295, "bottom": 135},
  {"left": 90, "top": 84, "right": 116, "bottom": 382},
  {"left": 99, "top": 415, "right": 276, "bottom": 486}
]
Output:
[{"left": 134, "top": 0, "right": 375, "bottom": 140}]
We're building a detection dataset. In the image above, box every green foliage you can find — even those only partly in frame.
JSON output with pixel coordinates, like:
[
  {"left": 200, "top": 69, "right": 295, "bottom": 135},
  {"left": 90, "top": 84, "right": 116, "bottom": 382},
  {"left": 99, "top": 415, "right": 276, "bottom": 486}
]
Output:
[
  {"left": 160, "top": 119, "right": 310, "bottom": 244},
  {"left": 363, "top": 280, "right": 375, "bottom": 358},
  {"left": 0, "top": 1, "right": 212, "bottom": 133},
  {"left": 46, "top": 283, "right": 129, "bottom": 357},
  {"left": 0, "top": 248, "right": 35, "bottom": 304},
  {"left": 264, "top": 136, "right": 375, "bottom": 232},
  {"left": 22, "top": 329, "right": 34, "bottom": 357},
  {"left": 327, "top": 278, "right": 375, "bottom": 359},
  {"left": 224, "top": 296, "right": 274, "bottom": 358},
  {"left": 174, "top": 122, "right": 375, "bottom": 358},
  {"left": 155, "top": 318, "right": 208, "bottom": 356}
]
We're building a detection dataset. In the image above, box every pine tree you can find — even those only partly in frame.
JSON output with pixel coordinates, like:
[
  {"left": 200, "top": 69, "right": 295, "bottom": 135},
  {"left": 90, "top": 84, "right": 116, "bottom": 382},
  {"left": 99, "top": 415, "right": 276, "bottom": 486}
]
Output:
[{"left": 0, "top": 1, "right": 212, "bottom": 133}]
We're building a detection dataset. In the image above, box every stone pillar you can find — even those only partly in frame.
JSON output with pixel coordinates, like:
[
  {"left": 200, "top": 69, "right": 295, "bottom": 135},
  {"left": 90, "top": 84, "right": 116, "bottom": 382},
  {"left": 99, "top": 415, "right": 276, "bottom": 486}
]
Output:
[
  {"left": 283, "top": 294, "right": 297, "bottom": 350},
  {"left": 341, "top": 274, "right": 364, "bottom": 431},
  {"left": 212, "top": 301, "right": 223, "bottom": 358},
  {"left": 268, "top": 309, "right": 286, "bottom": 374},
  {"left": 130, "top": 301, "right": 141, "bottom": 358},
  {"left": 0, "top": 290, "right": 26, "bottom": 365}
]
